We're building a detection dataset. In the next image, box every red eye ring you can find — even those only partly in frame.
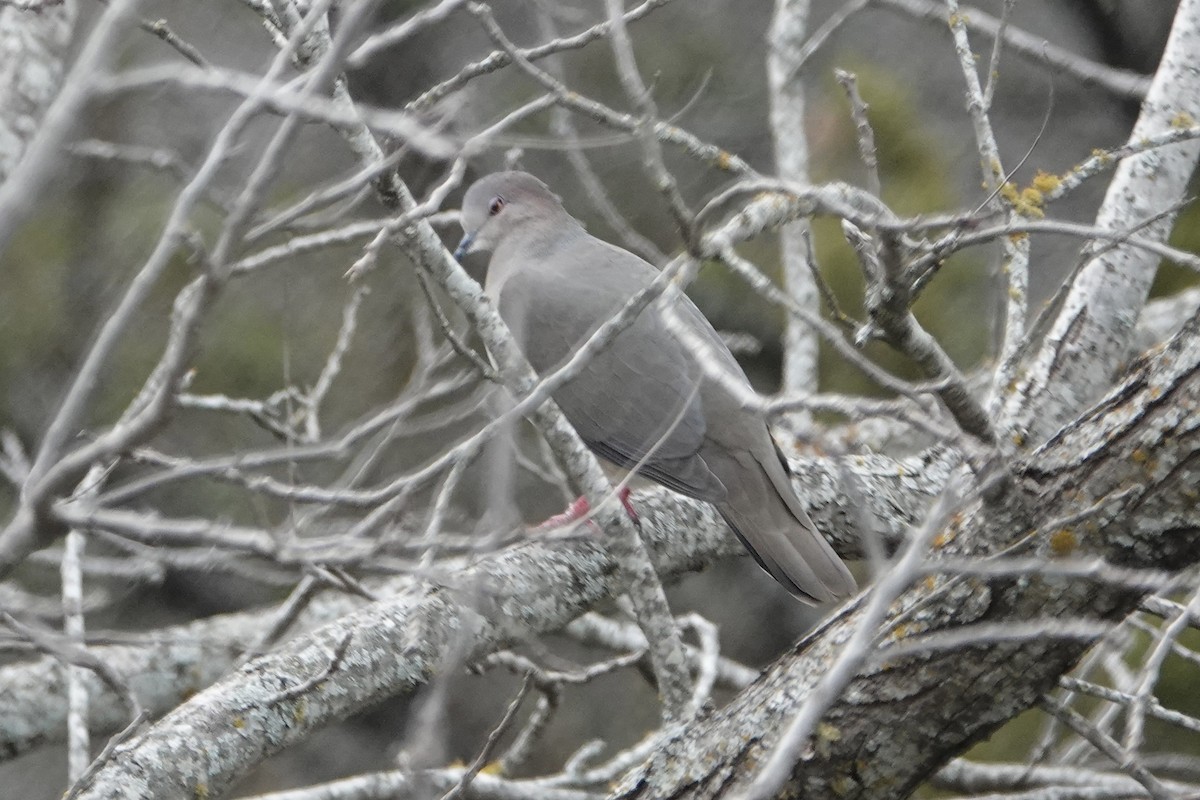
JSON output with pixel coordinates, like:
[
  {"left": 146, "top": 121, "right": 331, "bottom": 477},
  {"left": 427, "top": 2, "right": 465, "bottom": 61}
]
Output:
[{"left": 488, "top": 196, "right": 504, "bottom": 216}]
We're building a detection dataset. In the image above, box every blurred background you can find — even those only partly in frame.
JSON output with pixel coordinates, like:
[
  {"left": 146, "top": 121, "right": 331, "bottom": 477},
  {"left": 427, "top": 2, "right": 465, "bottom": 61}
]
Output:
[{"left": 1, "top": 0, "right": 1197, "bottom": 796}]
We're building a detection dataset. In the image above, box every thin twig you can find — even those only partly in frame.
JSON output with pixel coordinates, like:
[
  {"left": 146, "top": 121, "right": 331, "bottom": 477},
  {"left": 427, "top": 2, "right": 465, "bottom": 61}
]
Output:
[
  {"left": 415, "top": 268, "right": 498, "bottom": 381},
  {"left": 409, "top": 0, "right": 683, "bottom": 112},
  {"left": 981, "top": 0, "right": 1016, "bottom": 110},
  {"left": 138, "top": 18, "right": 210, "bottom": 68},
  {"left": 442, "top": 673, "right": 534, "bottom": 800},
  {"left": 1039, "top": 695, "right": 1175, "bottom": 800},
  {"left": 253, "top": 631, "right": 354, "bottom": 707},
  {"left": 834, "top": 69, "right": 882, "bottom": 199}
]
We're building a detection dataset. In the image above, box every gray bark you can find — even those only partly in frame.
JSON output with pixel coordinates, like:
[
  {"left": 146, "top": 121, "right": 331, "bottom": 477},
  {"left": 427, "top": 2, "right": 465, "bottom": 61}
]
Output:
[
  {"left": 0, "top": 448, "right": 949, "bottom": 762},
  {"left": 4, "top": 2, "right": 1200, "bottom": 798},
  {"left": 0, "top": 1, "right": 76, "bottom": 181},
  {"left": 613, "top": 315, "right": 1200, "bottom": 800},
  {"left": 60, "top": 305, "right": 1200, "bottom": 797},
  {"left": 1002, "top": 0, "right": 1200, "bottom": 442}
]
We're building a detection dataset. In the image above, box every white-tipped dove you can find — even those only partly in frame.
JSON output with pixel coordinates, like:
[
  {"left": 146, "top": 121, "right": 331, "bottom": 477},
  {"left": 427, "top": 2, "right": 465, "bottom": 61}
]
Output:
[{"left": 456, "top": 171, "right": 855, "bottom": 604}]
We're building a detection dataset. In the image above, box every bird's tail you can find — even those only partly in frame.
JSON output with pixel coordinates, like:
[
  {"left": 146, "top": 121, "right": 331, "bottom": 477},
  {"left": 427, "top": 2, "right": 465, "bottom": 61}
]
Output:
[{"left": 714, "top": 447, "right": 856, "bottom": 604}]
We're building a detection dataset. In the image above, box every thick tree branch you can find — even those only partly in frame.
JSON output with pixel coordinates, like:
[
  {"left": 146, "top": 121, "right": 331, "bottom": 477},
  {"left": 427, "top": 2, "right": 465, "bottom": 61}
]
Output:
[
  {"left": 45, "top": 306, "right": 1200, "bottom": 796},
  {"left": 0, "top": 447, "right": 945, "bottom": 763},
  {"left": 4, "top": 4, "right": 1199, "bottom": 798},
  {"left": 613, "top": 315, "right": 1200, "bottom": 800},
  {"left": 769, "top": 0, "right": 820, "bottom": 396},
  {"left": 0, "top": 0, "right": 131, "bottom": 254},
  {"left": 0, "top": 0, "right": 75, "bottom": 180},
  {"left": 1003, "top": 0, "right": 1200, "bottom": 443}
]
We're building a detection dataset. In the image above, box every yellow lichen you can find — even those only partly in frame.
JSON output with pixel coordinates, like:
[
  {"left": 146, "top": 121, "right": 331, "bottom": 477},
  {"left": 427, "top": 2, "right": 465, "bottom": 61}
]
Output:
[
  {"left": 1170, "top": 111, "right": 1197, "bottom": 129},
  {"left": 1031, "top": 170, "right": 1062, "bottom": 193},
  {"left": 1131, "top": 448, "right": 1150, "bottom": 464},
  {"left": 831, "top": 775, "right": 855, "bottom": 796},
  {"left": 817, "top": 722, "right": 842, "bottom": 743},
  {"left": 934, "top": 526, "right": 958, "bottom": 548},
  {"left": 1010, "top": 186, "right": 1045, "bottom": 218},
  {"left": 232, "top": 716, "right": 245, "bottom": 730},
  {"left": 816, "top": 724, "right": 844, "bottom": 762},
  {"left": 1049, "top": 528, "right": 1077, "bottom": 557},
  {"left": 195, "top": 784, "right": 209, "bottom": 800},
  {"left": 998, "top": 181, "right": 1045, "bottom": 218},
  {"left": 715, "top": 150, "right": 733, "bottom": 171}
]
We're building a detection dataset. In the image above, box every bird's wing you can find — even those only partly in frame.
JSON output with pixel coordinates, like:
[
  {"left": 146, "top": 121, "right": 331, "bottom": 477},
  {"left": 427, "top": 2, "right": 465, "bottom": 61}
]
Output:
[{"left": 496, "top": 243, "right": 726, "bottom": 502}]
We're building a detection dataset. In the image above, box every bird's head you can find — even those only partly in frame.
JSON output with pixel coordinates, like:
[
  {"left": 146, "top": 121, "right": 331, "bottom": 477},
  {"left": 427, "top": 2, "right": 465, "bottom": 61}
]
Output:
[{"left": 455, "top": 171, "right": 566, "bottom": 260}]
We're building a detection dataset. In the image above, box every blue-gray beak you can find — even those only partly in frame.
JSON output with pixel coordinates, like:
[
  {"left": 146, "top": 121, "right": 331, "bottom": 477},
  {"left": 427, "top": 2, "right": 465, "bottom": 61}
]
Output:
[{"left": 453, "top": 232, "right": 475, "bottom": 261}]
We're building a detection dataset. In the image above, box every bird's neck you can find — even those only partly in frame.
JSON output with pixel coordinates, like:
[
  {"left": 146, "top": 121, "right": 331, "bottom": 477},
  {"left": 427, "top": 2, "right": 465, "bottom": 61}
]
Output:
[{"left": 485, "top": 213, "right": 584, "bottom": 298}]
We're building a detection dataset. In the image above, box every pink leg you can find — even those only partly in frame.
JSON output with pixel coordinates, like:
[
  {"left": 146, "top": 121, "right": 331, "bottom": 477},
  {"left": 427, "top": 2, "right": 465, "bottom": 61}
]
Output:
[
  {"left": 618, "top": 486, "right": 639, "bottom": 523},
  {"left": 534, "top": 495, "right": 592, "bottom": 531},
  {"left": 533, "top": 488, "right": 639, "bottom": 533}
]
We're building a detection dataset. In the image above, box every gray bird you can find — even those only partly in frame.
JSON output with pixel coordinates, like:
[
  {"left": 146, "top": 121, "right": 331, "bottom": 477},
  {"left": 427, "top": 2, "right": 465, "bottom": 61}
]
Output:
[{"left": 456, "top": 171, "right": 855, "bottom": 603}]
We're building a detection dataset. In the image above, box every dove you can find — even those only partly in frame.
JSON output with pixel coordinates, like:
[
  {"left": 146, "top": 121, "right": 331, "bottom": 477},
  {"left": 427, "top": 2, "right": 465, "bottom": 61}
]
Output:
[{"left": 456, "top": 171, "right": 855, "bottom": 603}]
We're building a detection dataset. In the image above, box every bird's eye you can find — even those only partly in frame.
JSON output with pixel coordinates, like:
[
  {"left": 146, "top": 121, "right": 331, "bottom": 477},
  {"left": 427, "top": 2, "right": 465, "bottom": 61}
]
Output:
[{"left": 488, "top": 196, "right": 504, "bottom": 216}]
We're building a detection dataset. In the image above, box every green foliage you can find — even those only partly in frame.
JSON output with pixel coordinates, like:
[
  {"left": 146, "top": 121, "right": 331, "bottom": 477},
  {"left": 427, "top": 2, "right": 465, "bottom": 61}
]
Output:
[
  {"left": 809, "top": 64, "right": 989, "bottom": 396},
  {"left": 0, "top": 212, "right": 73, "bottom": 383},
  {"left": 1151, "top": 197, "right": 1200, "bottom": 297}
]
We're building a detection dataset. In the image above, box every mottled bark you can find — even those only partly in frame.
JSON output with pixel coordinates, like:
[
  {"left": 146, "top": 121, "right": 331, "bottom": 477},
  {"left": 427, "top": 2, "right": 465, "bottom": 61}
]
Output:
[
  {"left": 4, "top": 2, "right": 1199, "bottom": 798},
  {"left": 0, "top": 1, "right": 76, "bottom": 181},
  {"left": 62, "top": 311, "right": 1200, "bottom": 798},
  {"left": 613, "top": 316, "right": 1200, "bottom": 800},
  {"left": 768, "top": 0, "right": 819, "bottom": 396},
  {"left": 0, "top": 0, "right": 136, "bottom": 255},
  {"left": 0, "top": 448, "right": 948, "bottom": 762},
  {"left": 1003, "top": 0, "right": 1200, "bottom": 443}
]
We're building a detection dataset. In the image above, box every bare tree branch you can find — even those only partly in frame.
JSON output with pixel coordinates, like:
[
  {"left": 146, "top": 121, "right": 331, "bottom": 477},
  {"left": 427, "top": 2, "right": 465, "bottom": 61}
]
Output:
[
  {"left": 1003, "top": 0, "right": 1200, "bottom": 443},
  {"left": 615, "top": 314, "right": 1200, "bottom": 800}
]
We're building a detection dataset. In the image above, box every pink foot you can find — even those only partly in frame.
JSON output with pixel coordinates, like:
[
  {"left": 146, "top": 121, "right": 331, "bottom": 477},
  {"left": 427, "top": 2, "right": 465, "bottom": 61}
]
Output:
[
  {"left": 535, "top": 495, "right": 593, "bottom": 532},
  {"left": 617, "top": 486, "right": 639, "bottom": 523},
  {"left": 533, "top": 488, "right": 639, "bottom": 533}
]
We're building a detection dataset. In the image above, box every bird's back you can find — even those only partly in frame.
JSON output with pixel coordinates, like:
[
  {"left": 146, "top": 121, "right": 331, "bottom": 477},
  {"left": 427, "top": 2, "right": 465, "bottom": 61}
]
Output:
[{"left": 489, "top": 224, "right": 855, "bottom": 602}]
